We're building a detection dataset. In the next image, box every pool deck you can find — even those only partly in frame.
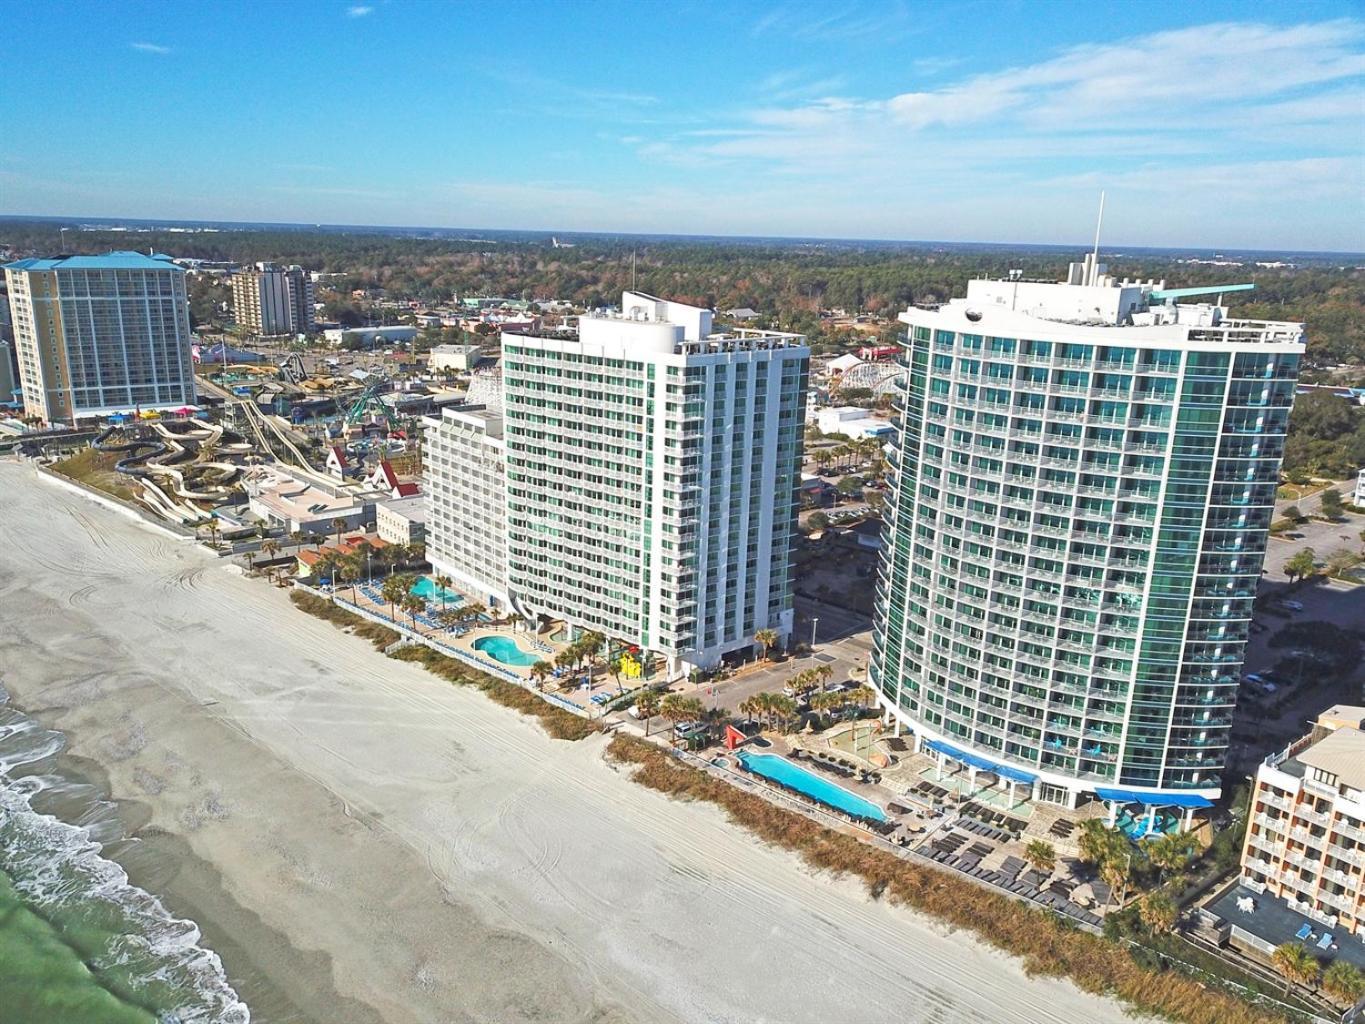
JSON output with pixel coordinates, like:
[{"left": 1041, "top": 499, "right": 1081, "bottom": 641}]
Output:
[{"left": 323, "top": 580, "right": 644, "bottom": 715}]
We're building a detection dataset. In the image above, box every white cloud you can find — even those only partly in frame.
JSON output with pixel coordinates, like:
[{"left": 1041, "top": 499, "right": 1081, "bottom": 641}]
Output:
[
  {"left": 346, "top": 5, "right": 373, "bottom": 17},
  {"left": 131, "top": 41, "right": 171, "bottom": 54},
  {"left": 623, "top": 17, "right": 1365, "bottom": 249}
]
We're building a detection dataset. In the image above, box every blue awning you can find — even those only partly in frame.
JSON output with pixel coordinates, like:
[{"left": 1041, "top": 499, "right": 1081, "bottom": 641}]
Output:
[
  {"left": 924, "top": 739, "right": 1037, "bottom": 785},
  {"left": 1095, "top": 787, "right": 1214, "bottom": 809}
]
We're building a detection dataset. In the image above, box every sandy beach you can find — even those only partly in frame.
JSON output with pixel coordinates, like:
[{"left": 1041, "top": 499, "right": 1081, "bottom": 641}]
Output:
[{"left": 0, "top": 459, "right": 1130, "bottom": 1023}]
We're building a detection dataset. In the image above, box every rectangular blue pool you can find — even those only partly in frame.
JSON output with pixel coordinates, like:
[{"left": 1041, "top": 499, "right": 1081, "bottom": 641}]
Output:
[
  {"left": 738, "top": 752, "right": 886, "bottom": 821},
  {"left": 411, "top": 577, "right": 463, "bottom": 605}
]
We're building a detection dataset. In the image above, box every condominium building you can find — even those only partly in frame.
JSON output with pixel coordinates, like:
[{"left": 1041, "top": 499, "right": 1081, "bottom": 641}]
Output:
[
  {"left": 1240, "top": 706, "right": 1365, "bottom": 936},
  {"left": 231, "top": 262, "right": 314, "bottom": 336},
  {"left": 3, "top": 251, "right": 197, "bottom": 422},
  {"left": 871, "top": 255, "right": 1304, "bottom": 811},
  {"left": 423, "top": 404, "right": 510, "bottom": 609},
  {"left": 425, "top": 292, "right": 809, "bottom": 677}
]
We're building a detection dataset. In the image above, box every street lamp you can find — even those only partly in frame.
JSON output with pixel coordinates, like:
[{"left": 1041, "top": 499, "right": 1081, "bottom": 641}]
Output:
[{"left": 810, "top": 616, "right": 819, "bottom": 652}]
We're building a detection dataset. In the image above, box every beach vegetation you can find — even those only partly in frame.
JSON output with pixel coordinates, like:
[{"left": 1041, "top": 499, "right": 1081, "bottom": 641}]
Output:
[
  {"left": 289, "top": 589, "right": 399, "bottom": 649},
  {"left": 1271, "top": 942, "right": 1319, "bottom": 997},
  {"left": 605, "top": 735, "right": 1294, "bottom": 1024},
  {"left": 386, "top": 644, "right": 597, "bottom": 741},
  {"left": 1323, "top": 960, "right": 1365, "bottom": 1005}
]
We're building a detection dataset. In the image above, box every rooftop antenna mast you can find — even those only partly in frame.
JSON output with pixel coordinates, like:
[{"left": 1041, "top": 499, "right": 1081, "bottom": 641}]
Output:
[
  {"left": 1088, "top": 190, "right": 1105, "bottom": 285},
  {"left": 631, "top": 249, "right": 637, "bottom": 290}
]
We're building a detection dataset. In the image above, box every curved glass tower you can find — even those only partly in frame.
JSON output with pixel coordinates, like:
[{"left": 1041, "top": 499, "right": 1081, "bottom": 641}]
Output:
[{"left": 871, "top": 260, "right": 1304, "bottom": 809}]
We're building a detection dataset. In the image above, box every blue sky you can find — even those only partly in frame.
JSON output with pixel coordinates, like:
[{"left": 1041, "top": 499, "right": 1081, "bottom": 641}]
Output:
[{"left": 3, "top": 1, "right": 1364, "bottom": 250}]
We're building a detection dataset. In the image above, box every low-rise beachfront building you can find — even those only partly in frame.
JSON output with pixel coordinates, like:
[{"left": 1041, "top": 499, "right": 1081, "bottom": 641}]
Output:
[
  {"left": 375, "top": 494, "right": 427, "bottom": 546},
  {"left": 423, "top": 404, "right": 509, "bottom": 610},
  {"left": 424, "top": 292, "right": 810, "bottom": 679},
  {"left": 1239, "top": 706, "right": 1365, "bottom": 936},
  {"left": 246, "top": 467, "right": 374, "bottom": 537}
]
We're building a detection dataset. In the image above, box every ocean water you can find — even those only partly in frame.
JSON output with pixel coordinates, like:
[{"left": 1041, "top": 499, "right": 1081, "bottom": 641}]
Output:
[{"left": 0, "top": 685, "right": 248, "bottom": 1024}]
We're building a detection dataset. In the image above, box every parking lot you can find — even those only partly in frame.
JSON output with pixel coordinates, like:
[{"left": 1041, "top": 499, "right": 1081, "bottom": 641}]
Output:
[{"left": 1227, "top": 571, "right": 1365, "bottom": 777}]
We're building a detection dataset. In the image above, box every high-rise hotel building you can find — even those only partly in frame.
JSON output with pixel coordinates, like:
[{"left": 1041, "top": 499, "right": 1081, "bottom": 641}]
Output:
[
  {"left": 3, "top": 251, "right": 197, "bottom": 422},
  {"left": 425, "top": 292, "right": 809, "bottom": 678},
  {"left": 872, "top": 257, "right": 1304, "bottom": 809},
  {"left": 230, "top": 262, "right": 315, "bottom": 336}
]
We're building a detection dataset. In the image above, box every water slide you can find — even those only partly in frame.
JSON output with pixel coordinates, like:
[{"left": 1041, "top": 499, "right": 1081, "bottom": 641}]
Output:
[
  {"left": 94, "top": 425, "right": 241, "bottom": 514},
  {"left": 235, "top": 401, "right": 337, "bottom": 488}
]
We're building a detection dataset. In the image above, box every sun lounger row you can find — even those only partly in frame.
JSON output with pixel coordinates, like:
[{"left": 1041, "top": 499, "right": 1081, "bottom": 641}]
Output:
[
  {"left": 953, "top": 817, "right": 1014, "bottom": 842},
  {"left": 959, "top": 803, "right": 1027, "bottom": 833},
  {"left": 910, "top": 780, "right": 951, "bottom": 801}
]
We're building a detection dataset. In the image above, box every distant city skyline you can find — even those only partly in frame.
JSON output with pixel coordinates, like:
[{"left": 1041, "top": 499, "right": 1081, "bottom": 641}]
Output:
[{"left": 3, "top": 1, "right": 1363, "bottom": 250}]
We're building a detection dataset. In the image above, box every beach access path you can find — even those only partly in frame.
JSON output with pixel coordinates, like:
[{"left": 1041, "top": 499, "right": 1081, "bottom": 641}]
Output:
[{"left": 0, "top": 459, "right": 1129, "bottom": 1024}]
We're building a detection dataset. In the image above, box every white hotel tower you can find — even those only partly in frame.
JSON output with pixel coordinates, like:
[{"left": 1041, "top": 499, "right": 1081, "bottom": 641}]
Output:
[
  {"left": 872, "top": 257, "right": 1304, "bottom": 818},
  {"left": 425, "top": 292, "right": 809, "bottom": 679}
]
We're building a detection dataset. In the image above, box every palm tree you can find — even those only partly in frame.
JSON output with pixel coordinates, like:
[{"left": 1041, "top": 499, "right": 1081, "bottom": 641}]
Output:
[
  {"left": 204, "top": 518, "right": 221, "bottom": 550},
  {"left": 1101, "top": 853, "right": 1134, "bottom": 910},
  {"left": 436, "top": 608, "right": 464, "bottom": 633},
  {"left": 433, "top": 574, "right": 454, "bottom": 612},
  {"left": 788, "top": 669, "right": 818, "bottom": 700},
  {"left": 407, "top": 542, "right": 426, "bottom": 566},
  {"left": 849, "top": 684, "right": 876, "bottom": 710},
  {"left": 767, "top": 694, "right": 798, "bottom": 733},
  {"left": 738, "top": 695, "right": 764, "bottom": 727},
  {"left": 810, "top": 690, "right": 843, "bottom": 724},
  {"left": 288, "top": 530, "right": 304, "bottom": 551},
  {"left": 380, "top": 573, "right": 409, "bottom": 622},
  {"left": 260, "top": 538, "right": 281, "bottom": 568},
  {"left": 1077, "top": 819, "right": 1121, "bottom": 867},
  {"left": 1137, "top": 892, "right": 1178, "bottom": 935},
  {"left": 1024, "top": 840, "right": 1056, "bottom": 877},
  {"left": 1272, "top": 942, "right": 1320, "bottom": 997},
  {"left": 331, "top": 517, "right": 347, "bottom": 548},
  {"left": 608, "top": 656, "right": 624, "bottom": 693},
  {"left": 814, "top": 664, "right": 834, "bottom": 693},
  {"left": 754, "top": 628, "right": 780, "bottom": 661},
  {"left": 659, "top": 694, "right": 704, "bottom": 744},
  {"left": 1323, "top": 960, "right": 1365, "bottom": 1005},
  {"left": 400, "top": 593, "right": 425, "bottom": 630},
  {"left": 530, "top": 660, "right": 552, "bottom": 691},
  {"left": 635, "top": 690, "right": 661, "bottom": 736},
  {"left": 1145, "top": 831, "right": 1198, "bottom": 879},
  {"left": 579, "top": 631, "right": 606, "bottom": 682}
]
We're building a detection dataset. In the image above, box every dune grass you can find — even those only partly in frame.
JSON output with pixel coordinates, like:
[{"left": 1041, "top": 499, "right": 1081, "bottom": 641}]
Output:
[
  {"left": 387, "top": 644, "right": 597, "bottom": 741},
  {"left": 289, "top": 590, "right": 400, "bottom": 649},
  {"left": 606, "top": 734, "right": 1294, "bottom": 1024},
  {"left": 48, "top": 448, "right": 138, "bottom": 502},
  {"left": 290, "top": 589, "right": 596, "bottom": 740}
]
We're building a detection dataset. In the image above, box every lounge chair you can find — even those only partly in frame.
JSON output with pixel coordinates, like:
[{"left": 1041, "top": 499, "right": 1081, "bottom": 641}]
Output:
[
  {"left": 1316, "top": 932, "right": 1333, "bottom": 951},
  {"left": 1295, "top": 923, "right": 1313, "bottom": 942}
]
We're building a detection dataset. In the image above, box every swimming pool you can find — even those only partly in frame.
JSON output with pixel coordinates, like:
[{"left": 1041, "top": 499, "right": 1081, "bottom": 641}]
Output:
[
  {"left": 473, "top": 635, "right": 542, "bottom": 668},
  {"left": 411, "top": 577, "right": 463, "bottom": 606},
  {"left": 738, "top": 752, "right": 886, "bottom": 821}
]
